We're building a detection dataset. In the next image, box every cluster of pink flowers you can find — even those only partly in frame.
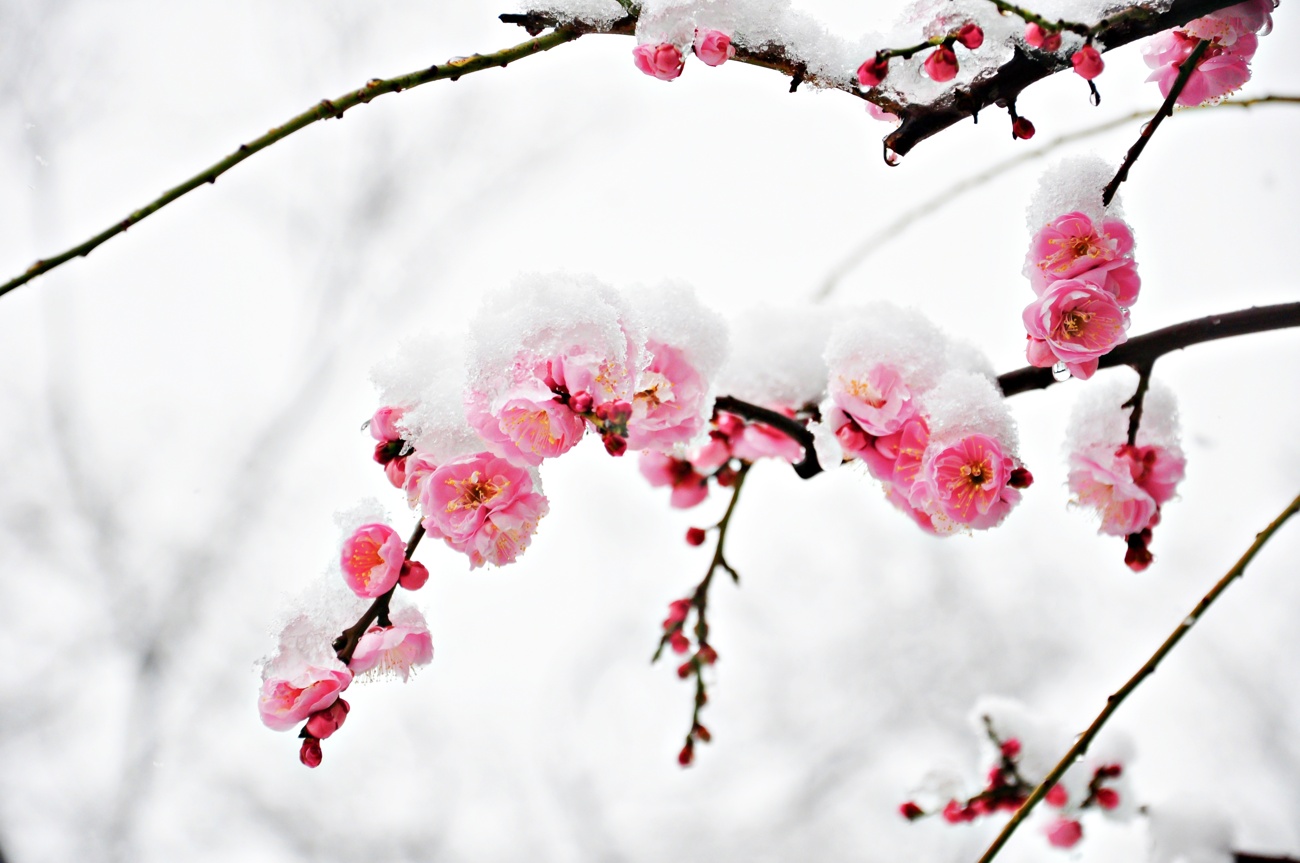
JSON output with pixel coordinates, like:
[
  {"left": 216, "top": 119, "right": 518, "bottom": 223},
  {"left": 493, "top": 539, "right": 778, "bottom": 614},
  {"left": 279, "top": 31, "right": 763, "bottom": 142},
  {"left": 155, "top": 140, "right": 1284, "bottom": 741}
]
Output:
[
  {"left": 633, "top": 28, "right": 735, "bottom": 81},
  {"left": 1021, "top": 210, "right": 1140, "bottom": 379},
  {"left": 1040, "top": 762, "right": 1127, "bottom": 848},
  {"left": 1144, "top": 0, "right": 1274, "bottom": 105},
  {"left": 639, "top": 408, "right": 803, "bottom": 517},
  {"left": 1069, "top": 442, "right": 1186, "bottom": 570},
  {"left": 857, "top": 22, "right": 984, "bottom": 91},
  {"left": 822, "top": 334, "right": 1030, "bottom": 534},
  {"left": 899, "top": 737, "right": 1034, "bottom": 823}
]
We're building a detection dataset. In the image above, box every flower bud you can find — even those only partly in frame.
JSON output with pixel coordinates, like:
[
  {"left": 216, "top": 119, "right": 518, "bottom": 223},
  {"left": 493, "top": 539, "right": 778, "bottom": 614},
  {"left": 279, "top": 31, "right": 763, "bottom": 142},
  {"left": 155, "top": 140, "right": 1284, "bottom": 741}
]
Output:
[
  {"left": 693, "top": 29, "right": 735, "bottom": 67},
  {"left": 1000, "top": 738, "right": 1021, "bottom": 759},
  {"left": 693, "top": 723, "right": 711, "bottom": 743},
  {"left": 603, "top": 435, "right": 628, "bottom": 457},
  {"left": 956, "top": 23, "right": 984, "bottom": 49},
  {"left": 1012, "top": 117, "right": 1036, "bottom": 140},
  {"left": 677, "top": 660, "right": 694, "bottom": 678},
  {"left": 1045, "top": 784, "right": 1069, "bottom": 807},
  {"left": 299, "top": 737, "right": 323, "bottom": 768},
  {"left": 1095, "top": 787, "right": 1120, "bottom": 809},
  {"left": 923, "top": 45, "right": 959, "bottom": 82},
  {"left": 900, "top": 801, "right": 925, "bottom": 820},
  {"left": 1045, "top": 818, "right": 1083, "bottom": 849},
  {"left": 715, "top": 465, "right": 738, "bottom": 487},
  {"left": 678, "top": 740, "right": 695, "bottom": 766},
  {"left": 856, "top": 55, "right": 890, "bottom": 88},
  {"left": 1008, "top": 466, "right": 1034, "bottom": 488},
  {"left": 568, "top": 391, "right": 593, "bottom": 414},
  {"left": 670, "top": 631, "right": 691, "bottom": 654},
  {"left": 1071, "top": 44, "right": 1104, "bottom": 80},
  {"left": 696, "top": 644, "right": 718, "bottom": 665},
  {"left": 398, "top": 559, "right": 429, "bottom": 591},
  {"left": 1024, "top": 22, "right": 1061, "bottom": 51},
  {"left": 305, "top": 698, "right": 350, "bottom": 740},
  {"left": 685, "top": 527, "right": 707, "bottom": 546},
  {"left": 632, "top": 43, "right": 685, "bottom": 81}
]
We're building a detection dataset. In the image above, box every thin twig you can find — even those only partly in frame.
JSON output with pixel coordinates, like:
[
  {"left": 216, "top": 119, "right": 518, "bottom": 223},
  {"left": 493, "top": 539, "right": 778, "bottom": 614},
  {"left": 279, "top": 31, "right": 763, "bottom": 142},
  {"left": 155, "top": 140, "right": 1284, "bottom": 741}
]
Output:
[
  {"left": 1122, "top": 360, "right": 1155, "bottom": 446},
  {"left": 1102, "top": 38, "right": 1212, "bottom": 206},
  {"left": 974, "top": 490, "right": 1300, "bottom": 863},
  {"left": 0, "top": 28, "right": 583, "bottom": 300},
  {"left": 816, "top": 95, "right": 1300, "bottom": 299}
]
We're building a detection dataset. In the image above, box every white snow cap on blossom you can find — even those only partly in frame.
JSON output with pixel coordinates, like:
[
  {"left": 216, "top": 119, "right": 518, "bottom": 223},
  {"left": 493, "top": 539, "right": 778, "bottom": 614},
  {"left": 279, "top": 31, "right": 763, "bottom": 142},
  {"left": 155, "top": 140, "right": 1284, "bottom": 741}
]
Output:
[
  {"left": 824, "top": 303, "right": 952, "bottom": 396},
  {"left": 716, "top": 304, "right": 834, "bottom": 408},
  {"left": 1026, "top": 154, "right": 1124, "bottom": 231},
  {"left": 371, "top": 334, "right": 481, "bottom": 463},
  {"left": 1065, "top": 371, "right": 1182, "bottom": 453},
  {"left": 1146, "top": 798, "right": 1236, "bottom": 863},
  {"left": 919, "top": 369, "right": 1018, "bottom": 453},
  {"left": 625, "top": 280, "right": 728, "bottom": 386}
]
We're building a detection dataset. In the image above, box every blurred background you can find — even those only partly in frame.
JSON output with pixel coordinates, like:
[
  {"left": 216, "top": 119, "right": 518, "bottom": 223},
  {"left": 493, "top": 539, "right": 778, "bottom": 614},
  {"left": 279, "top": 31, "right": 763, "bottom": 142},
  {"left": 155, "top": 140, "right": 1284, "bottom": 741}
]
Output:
[{"left": 0, "top": 1, "right": 1297, "bottom": 860}]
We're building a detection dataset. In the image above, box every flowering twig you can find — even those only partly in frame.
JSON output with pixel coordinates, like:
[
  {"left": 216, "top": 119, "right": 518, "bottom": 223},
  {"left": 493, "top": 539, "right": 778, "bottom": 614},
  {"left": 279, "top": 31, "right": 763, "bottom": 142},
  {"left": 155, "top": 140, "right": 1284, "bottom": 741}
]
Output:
[
  {"left": 332, "top": 523, "right": 426, "bottom": 665},
  {"left": 816, "top": 95, "right": 1300, "bottom": 298},
  {"left": 974, "top": 489, "right": 1300, "bottom": 863},
  {"left": 713, "top": 395, "right": 821, "bottom": 478},
  {"left": 653, "top": 463, "right": 751, "bottom": 765},
  {"left": 0, "top": 28, "right": 583, "bottom": 300},
  {"left": 1121, "top": 360, "right": 1155, "bottom": 446},
  {"left": 997, "top": 302, "right": 1300, "bottom": 397},
  {"left": 1102, "top": 38, "right": 1212, "bottom": 206}
]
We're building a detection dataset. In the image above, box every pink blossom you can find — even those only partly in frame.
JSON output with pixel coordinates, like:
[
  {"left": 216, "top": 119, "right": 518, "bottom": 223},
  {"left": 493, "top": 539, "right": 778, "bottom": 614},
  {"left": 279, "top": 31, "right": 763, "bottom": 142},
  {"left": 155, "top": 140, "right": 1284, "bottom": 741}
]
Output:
[
  {"left": 923, "top": 434, "right": 1020, "bottom": 529},
  {"left": 258, "top": 657, "right": 352, "bottom": 732},
  {"left": 1045, "top": 818, "right": 1084, "bottom": 848},
  {"left": 830, "top": 365, "right": 916, "bottom": 437},
  {"left": 402, "top": 451, "right": 439, "bottom": 509},
  {"left": 923, "top": 45, "right": 959, "bottom": 82},
  {"left": 866, "top": 102, "right": 900, "bottom": 125},
  {"left": 1045, "top": 784, "right": 1069, "bottom": 807},
  {"left": 420, "top": 452, "right": 549, "bottom": 568},
  {"left": 1025, "top": 23, "right": 1062, "bottom": 52},
  {"left": 633, "top": 43, "right": 685, "bottom": 81},
  {"left": 1121, "top": 443, "right": 1186, "bottom": 506},
  {"left": 626, "top": 342, "right": 711, "bottom": 451},
  {"left": 1071, "top": 44, "right": 1105, "bottom": 79},
  {"left": 857, "top": 55, "right": 890, "bottom": 88},
  {"left": 691, "top": 430, "right": 733, "bottom": 474},
  {"left": 340, "top": 523, "right": 406, "bottom": 598},
  {"left": 1022, "top": 279, "right": 1129, "bottom": 380},
  {"left": 956, "top": 23, "right": 984, "bottom": 50},
  {"left": 1025, "top": 212, "right": 1140, "bottom": 304},
  {"left": 1068, "top": 449, "right": 1158, "bottom": 537},
  {"left": 694, "top": 29, "right": 735, "bottom": 66},
  {"left": 1185, "top": 0, "right": 1275, "bottom": 44},
  {"left": 639, "top": 452, "right": 709, "bottom": 508},
  {"left": 369, "top": 405, "right": 406, "bottom": 442},
  {"left": 1144, "top": 30, "right": 1257, "bottom": 106},
  {"left": 349, "top": 615, "right": 434, "bottom": 681},
  {"left": 731, "top": 417, "right": 804, "bottom": 464},
  {"left": 384, "top": 457, "right": 407, "bottom": 489}
]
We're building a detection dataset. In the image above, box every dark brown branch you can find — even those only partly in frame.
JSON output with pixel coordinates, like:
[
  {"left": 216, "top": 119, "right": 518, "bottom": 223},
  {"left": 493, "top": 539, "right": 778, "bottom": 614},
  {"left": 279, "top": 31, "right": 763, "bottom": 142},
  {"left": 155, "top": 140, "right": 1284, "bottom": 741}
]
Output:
[
  {"left": 1122, "top": 360, "right": 1155, "bottom": 446},
  {"left": 1236, "top": 855, "right": 1300, "bottom": 863},
  {"left": 885, "top": 0, "right": 1239, "bottom": 157},
  {"left": 1102, "top": 38, "right": 1212, "bottom": 206},
  {"left": 997, "top": 303, "right": 1300, "bottom": 397},
  {"left": 714, "top": 395, "right": 822, "bottom": 478}
]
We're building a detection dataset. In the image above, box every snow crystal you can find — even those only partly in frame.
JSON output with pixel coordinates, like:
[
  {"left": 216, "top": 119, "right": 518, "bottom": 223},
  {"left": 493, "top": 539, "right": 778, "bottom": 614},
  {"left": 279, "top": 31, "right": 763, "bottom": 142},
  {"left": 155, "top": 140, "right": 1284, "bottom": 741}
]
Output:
[
  {"left": 716, "top": 304, "right": 834, "bottom": 408},
  {"left": 371, "top": 334, "right": 481, "bottom": 463},
  {"left": 1064, "top": 372, "right": 1182, "bottom": 453},
  {"left": 1026, "top": 155, "right": 1124, "bottom": 232},
  {"left": 515, "top": 0, "right": 628, "bottom": 27},
  {"left": 1146, "top": 798, "right": 1236, "bottom": 863},
  {"left": 624, "top": 280, "right": 728, "bottom": 383},
  {"left": 920, "top": 369, "right": 1019, "bottom": 452},
  {"left": 824, "top": 303, "right": 952, "bottom": 397}
]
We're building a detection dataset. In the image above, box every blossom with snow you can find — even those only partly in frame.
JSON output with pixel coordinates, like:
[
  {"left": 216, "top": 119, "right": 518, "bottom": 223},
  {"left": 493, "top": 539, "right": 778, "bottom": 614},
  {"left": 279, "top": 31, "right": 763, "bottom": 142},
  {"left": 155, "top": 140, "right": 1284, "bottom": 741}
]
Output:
[
  {"left": 626, "top": 342, "right": 711, "bottom": 451},
  {"left": 258, "top": 653, "right": 352, "bottom": 732},
  {"left": 923, "top": 45, "right": 959, "bottom": 82},
  {"left": 419, "top": 452, "right": 549, "bottom": 568},
  {"left": 349, "top": 608, "right": 434, "bottom": 681},
  {"left": 633, "top": 43, "right": 685, "bottom": 80},
  {"left": 1024, "top": 211, "right": 1140, "bottom": 305},
  {"left": 1071, "top": 45, "right": 1104, "bottom": 80},
  {"left": 1022, "top": 278, "right": 1129, "bottom": 380},
  {"left": 693, "top": 29, "right": 734, "bottom": 66},
  {"left": 339, "top": 523, "right": 407, "bottom": 598}
]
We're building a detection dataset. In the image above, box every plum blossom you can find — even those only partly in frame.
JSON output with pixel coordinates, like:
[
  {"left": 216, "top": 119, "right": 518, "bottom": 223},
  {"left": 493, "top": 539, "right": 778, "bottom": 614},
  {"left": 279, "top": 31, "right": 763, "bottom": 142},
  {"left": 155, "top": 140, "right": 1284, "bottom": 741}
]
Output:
[
  {"left": 258, "top": 653, "right": 352, "bottom": 732},
  {"left": 1025, "top": 212, "right": 1140, "bottom": 305},
  {"left": 1044, "top": 818, "right": 1084, "bottom": 849},
  {"left": 1071, "top": 44, "right": 1104, "bottom": 80},
  {"left": 1068, "top": 450, "right": 1158, "bottom": 537},
  {"left": 466, "top": 356, "right": 596, "bottom": 466},
  {"left": 693, "top": 30, "right": 734, "bottom": 66},
  {"left": 339, "top": 523, "right": 406, "bottom": 598},
  {"left": 1022, "top": 279, "right": 1129, "bottom": 380},
  {"left": 633, "top": 43, "right": 685, "bottom": 80},
  {"left": 955, "top": 23, "right": 983, "bottom": 50},
  {"left": 626, "top": 342, "right": 711, "bottom": 451},
  {"left": 829, "top": 364, "right": 916, "bottom": 437},
  {"left": 639, "top": 452, "right": 709, "bottom": 508},
  {"left": 349, "top": 608, "right": 434, "bottom": 681},
  {"left": 920, "top": 434, "right": 1022, "bottom": 532},
  {"left": 420, "top": 452, "right": 549, "bottom": 568},
  {"left": 1184, "top": 0, "right": 1275, "bottom": 45},
  {"left": 369, "top": 405, "right": 406, "bottom": 443},
  {"left": 857, "top": 55, "right": 889, "bottom": 88},
  {"left": 1025, "top": 23, "right": 1062, "bottom": 52},
  {"left": 1144, "top": 29, "right": 1258, "bottom": 106}
]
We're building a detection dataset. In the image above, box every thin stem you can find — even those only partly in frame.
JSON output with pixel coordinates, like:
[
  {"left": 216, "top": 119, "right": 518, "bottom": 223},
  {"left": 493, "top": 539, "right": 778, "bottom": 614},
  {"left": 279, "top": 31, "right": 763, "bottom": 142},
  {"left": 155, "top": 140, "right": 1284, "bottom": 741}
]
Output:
[
  {"left": 997, "top": 303, "right": 1300, "bottom": 397},
  {"left": 975, "top": 491, "right": 1300, "bottom": 863},
  {"left": 332, "top": 522, "right": 426, "bottom": 666},
  {"left": 1122, "top": 360, "right": 1155, "bottom": 446},
  {"left": 1102, "top": 38, "right": 1212, "bottom": 206},
  {"left": 0, "top": 28, "right": 582, "bottom": 300}
]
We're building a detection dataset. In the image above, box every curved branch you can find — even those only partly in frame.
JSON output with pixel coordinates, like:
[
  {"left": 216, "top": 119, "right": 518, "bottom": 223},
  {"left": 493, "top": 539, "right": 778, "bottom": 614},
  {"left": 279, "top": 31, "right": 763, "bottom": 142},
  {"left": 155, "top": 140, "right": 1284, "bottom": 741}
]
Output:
[
  {"left": 714, "top": 395, "right": 822, "bottom": 478},
  {"left": 975, "top": 489, "right": 1300, "bottom": 863},
  {"left": 997, "top": 303, "right": 1300, "bottom": 397},
  {"left": 0, "top": 27, "right": 583, "bottom": 300}
]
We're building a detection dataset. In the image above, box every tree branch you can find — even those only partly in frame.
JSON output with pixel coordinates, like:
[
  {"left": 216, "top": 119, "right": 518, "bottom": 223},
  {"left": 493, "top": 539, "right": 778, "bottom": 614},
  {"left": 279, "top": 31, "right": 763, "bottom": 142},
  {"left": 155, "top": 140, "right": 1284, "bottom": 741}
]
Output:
[
  {"left": 332, "top": 522, "right": 426, "bottom": 666},
  {"left": 997, "top": 303, "right": 1300, "bottom": 397},
  {"left": 1102, "top": 38, "right": 1212, "bottom": 206},
  {"left": 975, "top": 489, "right": 1300, "bottom": 863},
  {"left": 714, "top": 395, "right": 822, "bottom": 478},
  {"left": 0, "top": 27, "right": 583, "bottom": 300}
]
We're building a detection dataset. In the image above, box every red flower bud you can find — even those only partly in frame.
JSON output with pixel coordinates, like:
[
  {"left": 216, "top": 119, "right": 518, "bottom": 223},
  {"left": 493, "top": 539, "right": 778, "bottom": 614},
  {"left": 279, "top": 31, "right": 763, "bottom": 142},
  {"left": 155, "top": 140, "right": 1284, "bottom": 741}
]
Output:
[
  {"left": 856, "top": 55, "right": 890, "bottom": 88},
  {"left": 603, "top": 435, "right": 628, "bottom": 457},
  {"left": 1095, "top": 787, "right": 1120, "bottom": 809},
  {"left": 1008, "top": 466, "right": 1034, "bottom": 488},
  {"left": 569, "top": 391, "right": 593, "bottom": 414},
  {"left": 956, "top": 23, "right": 984, "bottom": 49},
  {"left": 299, "top": 737, "right": 323, "bottom": 768},
  {"left": 1012, "top": 117, "right": 1036, "bottom": 140},
  {"left": 1045, "top": 784, "right": 1069, "bottom": 807},
  {"left": 685, "top": 527, "right": 707, "bottom": 546},
  {"left": 899, "top": 801, "right": 925, "bottom": 820},
  {"left": 678, "top": 740, "right": 695, "bottom": 766},
  {"left": 305, "top": 698, "right": 350, "bottom": 740},
  {"left": 398, "top": 560, "right": 429, "bottom": 591}
]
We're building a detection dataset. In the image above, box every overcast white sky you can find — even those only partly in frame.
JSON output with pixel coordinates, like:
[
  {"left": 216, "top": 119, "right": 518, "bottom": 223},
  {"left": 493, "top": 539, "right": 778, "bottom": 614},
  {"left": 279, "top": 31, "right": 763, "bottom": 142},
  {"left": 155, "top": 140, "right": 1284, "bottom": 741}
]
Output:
[{"left": 0, "top": 1, "right": 1297, "bottom": 861}]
